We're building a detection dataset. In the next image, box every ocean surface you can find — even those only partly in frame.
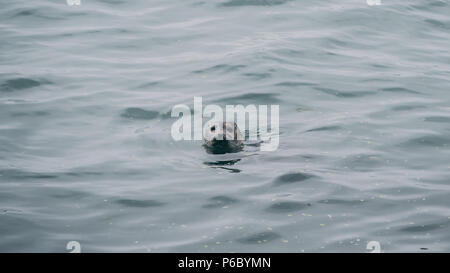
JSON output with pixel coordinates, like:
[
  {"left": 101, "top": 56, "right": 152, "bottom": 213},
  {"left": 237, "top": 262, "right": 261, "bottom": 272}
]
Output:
[{"left": 0, "top": 0, "right": 449, "bottom": 252}]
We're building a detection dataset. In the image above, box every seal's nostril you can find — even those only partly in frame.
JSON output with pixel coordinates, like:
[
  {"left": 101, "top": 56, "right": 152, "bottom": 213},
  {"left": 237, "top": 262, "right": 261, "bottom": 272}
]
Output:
[{"left": 211, "top": 126, "right": 215, "bottom": 132}]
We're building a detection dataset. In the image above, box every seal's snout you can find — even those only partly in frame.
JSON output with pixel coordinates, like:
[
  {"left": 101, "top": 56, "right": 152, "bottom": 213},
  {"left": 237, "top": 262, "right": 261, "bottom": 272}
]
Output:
[{"left": 212, "top": 134, "right": 224, "bottom": 142}]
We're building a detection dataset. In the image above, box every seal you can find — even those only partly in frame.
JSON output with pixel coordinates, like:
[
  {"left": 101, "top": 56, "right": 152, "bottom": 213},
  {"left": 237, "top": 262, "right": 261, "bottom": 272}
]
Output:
[{"left": 203, "top": 121, "right": 244, "bottom": 154}]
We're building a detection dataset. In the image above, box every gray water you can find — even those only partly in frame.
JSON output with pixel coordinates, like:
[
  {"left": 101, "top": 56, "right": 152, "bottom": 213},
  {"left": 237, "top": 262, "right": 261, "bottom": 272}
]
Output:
[{"left": 1, "top": 0, "right": 449, "bottom": 253}]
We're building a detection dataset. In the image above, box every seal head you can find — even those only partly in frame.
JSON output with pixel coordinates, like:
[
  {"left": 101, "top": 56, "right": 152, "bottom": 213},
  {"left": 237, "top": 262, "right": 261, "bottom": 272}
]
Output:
[{"left": 203, "top": 121, "right": 244, "bottom": 154}]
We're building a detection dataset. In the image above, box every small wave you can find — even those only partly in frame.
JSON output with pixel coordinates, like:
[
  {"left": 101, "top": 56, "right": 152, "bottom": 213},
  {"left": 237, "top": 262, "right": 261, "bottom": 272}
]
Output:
[
  {"left": 424, "top": 116, "right": 450, "bottom": 123},
  {"left": 237, "top": 231, "right": 281, "bottom": 244},
  {"left": 398, "top": 220, "right": 448, "bottom": 233},
  {"left": 120, "top": 108, "right": 160, "bottom": 120},
  {"left": 193, "top": 64, "right": 246, "bottom": 74},
  {"left": 0, "top": 169, "right": 59, "bottom": 180},
  {"left": 380, "top": 87, "right": 421, "bottom": 95},
  {"left": 221, "top": 0, "right": 291, "bottom": 7},
  {"left": 115, "top": 199, "right": 165, "bottom": 208},
  {"left": 273, "top": 172, "right": 315, "bottom": 186},
  {"left": 305, "top": 125, "right": 341, "bottom": 132},
  {"left": 314, "top": 87, "right": 376, "bottom": 98},
  {"left": 216, "top": 92, "right": 281, "bottom": 104},
  {"left": 275, "top": 81, "right": 316, "bottom": 87},
  {"left": 0, "top": 78, "right": 50, "bottom": 92},
  {"left": 202, "top": 196, "right": 239, "bottom": 209},
  {"left": 399, "top": 135, "right": 450, "bottom": 148},
  {"left": 265, "top": 201, "right": 310, "bottom": 213}
]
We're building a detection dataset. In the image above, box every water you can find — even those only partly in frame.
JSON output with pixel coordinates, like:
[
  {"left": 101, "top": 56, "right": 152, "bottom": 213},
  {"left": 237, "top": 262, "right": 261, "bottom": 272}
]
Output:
[{"left": 0, "top": 0, "right": 449, "bottom": 253}]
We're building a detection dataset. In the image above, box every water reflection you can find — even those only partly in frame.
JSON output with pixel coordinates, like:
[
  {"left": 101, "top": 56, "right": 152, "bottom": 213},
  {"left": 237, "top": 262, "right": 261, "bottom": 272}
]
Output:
[{"left": 203, "top": 158, "right": 242, "bottom": 173}]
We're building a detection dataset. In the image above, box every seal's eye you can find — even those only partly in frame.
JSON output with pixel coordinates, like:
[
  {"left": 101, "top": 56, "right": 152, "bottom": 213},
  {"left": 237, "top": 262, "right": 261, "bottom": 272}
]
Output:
[{"left": 211, "top": 125, "right": 215, "bottom": 132}]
